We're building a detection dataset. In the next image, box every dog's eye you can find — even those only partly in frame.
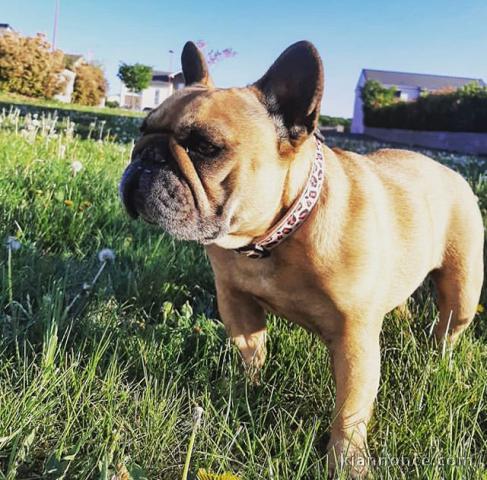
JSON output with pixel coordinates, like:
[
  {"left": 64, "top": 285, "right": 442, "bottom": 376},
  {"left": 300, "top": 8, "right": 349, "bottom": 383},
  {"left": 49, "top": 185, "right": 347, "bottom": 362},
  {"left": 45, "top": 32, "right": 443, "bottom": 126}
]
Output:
[
  {"left": 194, "top": 140, "right": 219, "bottom": 157},
  {"left": 183, "top": 133, "right": 221, "bottom": 159}
]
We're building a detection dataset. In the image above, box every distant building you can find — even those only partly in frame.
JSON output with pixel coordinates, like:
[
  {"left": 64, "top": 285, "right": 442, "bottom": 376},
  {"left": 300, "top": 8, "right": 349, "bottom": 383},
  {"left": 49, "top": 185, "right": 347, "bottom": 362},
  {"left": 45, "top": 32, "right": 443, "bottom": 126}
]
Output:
[
  {"left": 55, "top": 54, "right": 85, "bottom": 104},
  {"left": 0, "top": 23, "right": 14, "bottom": 35},
  {"left": 351, "top": 69, "right": 486, "bottom": 134},
  {"left": 120, "top": 70, "right": 185, "bottom": 111},
  {"left": 106, "top": 94, "right": 121, "bottom": 105}
]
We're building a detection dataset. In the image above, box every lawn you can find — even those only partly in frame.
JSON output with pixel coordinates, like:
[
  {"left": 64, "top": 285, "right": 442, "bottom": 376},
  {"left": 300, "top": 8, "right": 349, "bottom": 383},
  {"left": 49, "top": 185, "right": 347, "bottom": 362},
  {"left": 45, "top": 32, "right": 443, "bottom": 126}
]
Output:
[
  {"left": 0, "top": 106, "right": 486, "bottom": 480},
  {"left": 0, "top": 93, "right": 143, "bottom": 144},
  {"left": 0, "top": 92, "right": 144, "bottom": 119}
]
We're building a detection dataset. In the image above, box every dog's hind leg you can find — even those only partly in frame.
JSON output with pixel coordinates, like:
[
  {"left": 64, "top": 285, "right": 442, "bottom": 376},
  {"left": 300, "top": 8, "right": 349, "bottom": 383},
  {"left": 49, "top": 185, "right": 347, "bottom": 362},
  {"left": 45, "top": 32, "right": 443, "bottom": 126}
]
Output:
[{"left": 431, "top": 229, "right": 484, "bottom": 344}]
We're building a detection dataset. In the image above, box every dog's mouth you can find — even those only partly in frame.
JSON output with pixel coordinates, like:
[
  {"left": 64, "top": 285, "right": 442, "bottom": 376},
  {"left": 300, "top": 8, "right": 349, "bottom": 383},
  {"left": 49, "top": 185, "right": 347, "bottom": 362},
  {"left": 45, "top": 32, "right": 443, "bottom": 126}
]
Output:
[{"left": 120, "top": 159, "right": 226, "bottom": 243}]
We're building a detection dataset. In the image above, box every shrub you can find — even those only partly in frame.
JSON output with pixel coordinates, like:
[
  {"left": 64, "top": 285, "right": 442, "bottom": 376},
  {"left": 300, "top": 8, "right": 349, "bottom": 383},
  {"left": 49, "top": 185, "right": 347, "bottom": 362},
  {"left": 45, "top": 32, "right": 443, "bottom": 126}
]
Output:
[
  {"left": 0, "top": 32, "right": 66, "bottom": 98},
  {"left": 72, "top": 62, "right": 108, "bottom": 106},
  {"left": 105, "top": 100, "right": 120, "bottom": 109},
  {"left": 362, "top": 80, "right": 487, "bottom": 133},
  {"left": 361, "top": 80, "right": 397, "bottom": 110},
  {"left": 319, "top": 115, "right": 351, "bottom": 131}
]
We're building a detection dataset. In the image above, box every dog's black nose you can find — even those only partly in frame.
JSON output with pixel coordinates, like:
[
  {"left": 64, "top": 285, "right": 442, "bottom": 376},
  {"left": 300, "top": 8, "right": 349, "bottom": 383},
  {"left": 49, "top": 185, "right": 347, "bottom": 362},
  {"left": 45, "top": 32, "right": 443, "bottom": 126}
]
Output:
[{"left": 120, "top": 162, "right": 143, "bottom": 219}]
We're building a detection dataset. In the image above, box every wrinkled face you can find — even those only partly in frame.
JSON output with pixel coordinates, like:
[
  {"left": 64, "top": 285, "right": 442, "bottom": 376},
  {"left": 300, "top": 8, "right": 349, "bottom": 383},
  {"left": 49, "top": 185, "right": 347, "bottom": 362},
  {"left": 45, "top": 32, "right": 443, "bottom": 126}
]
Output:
[
  {"left": 120, "top": 86, "right": 284, "bottom": 247},
  {"left": 119, "top": 40, "right": 323, "bottom": 248}
]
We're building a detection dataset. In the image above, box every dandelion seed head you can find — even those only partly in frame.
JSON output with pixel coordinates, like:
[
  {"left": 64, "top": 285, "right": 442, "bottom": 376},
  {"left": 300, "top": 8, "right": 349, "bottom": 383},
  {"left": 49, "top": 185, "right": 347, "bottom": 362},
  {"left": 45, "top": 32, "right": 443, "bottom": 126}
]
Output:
[
  {"left": 98, "top": 248, "right": 116, "bottom": 263},
  {"left": 42, "top": 294, "right": 53, "bottom": 304},
  {"left": 71, "top": 160, "right": 83, "bottom": 174},
  {"left": 193, "top": 406, "right": 204, "bottom": 427},
  {"left": 6, "top": 236, "right": 21, "bottom": 251}
]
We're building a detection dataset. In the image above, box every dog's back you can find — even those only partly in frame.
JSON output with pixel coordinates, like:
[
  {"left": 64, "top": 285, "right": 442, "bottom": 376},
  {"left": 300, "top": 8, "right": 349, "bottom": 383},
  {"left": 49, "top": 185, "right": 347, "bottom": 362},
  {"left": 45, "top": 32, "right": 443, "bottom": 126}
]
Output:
[{"left": 365, "top": 148, "right": 484, "bottom": 340}]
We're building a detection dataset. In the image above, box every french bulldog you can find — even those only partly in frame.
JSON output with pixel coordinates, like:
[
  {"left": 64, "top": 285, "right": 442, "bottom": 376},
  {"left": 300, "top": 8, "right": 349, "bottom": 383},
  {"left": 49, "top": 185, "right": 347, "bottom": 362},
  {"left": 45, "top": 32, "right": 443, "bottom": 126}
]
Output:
[{"left": 120, "top": 40, "right": 484, "bottom": 477}]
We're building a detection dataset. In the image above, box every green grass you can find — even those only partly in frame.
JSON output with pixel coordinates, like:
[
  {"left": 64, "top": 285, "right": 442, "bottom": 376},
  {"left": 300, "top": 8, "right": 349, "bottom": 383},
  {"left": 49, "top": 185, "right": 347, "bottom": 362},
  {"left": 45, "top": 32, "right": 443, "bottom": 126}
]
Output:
[
  {"left": 0, "top": 109, "right": 486, "bottom": 479},
  {"left": 0, "top": 92, "right": 144, "bottom": 118},
  {"left": 0, "top": 93, "right": 143, "bottom": 144}
]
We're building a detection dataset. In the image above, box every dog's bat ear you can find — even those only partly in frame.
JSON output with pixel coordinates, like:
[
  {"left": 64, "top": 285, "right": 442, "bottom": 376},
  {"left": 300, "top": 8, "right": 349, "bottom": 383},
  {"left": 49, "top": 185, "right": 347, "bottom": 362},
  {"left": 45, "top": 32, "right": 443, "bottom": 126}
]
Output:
[
  {"left": 181, "top": 41, "right": 214, "bottom": 88},
  {"left": 253, "top": 41, "right": 324, "bottom": 145}
]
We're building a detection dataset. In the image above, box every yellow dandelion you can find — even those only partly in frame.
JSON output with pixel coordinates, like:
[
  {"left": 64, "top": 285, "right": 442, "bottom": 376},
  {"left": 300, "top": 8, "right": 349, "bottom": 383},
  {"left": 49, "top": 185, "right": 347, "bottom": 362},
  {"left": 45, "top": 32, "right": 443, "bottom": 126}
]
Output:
[
  {"left": 477, "top": 304, "right": 485, "bottom": 313},
  {"left": 197, "top": 470, "right": 241, "bottom": 480},
  {"left": 114, "top": 463, "right": 130, "bottom": 480},
  {"left": 64, "top": 199, "right": 74, "bottom": 207},
  {"left": 79, "top": 200, "right": 92, "bottom": 211}
]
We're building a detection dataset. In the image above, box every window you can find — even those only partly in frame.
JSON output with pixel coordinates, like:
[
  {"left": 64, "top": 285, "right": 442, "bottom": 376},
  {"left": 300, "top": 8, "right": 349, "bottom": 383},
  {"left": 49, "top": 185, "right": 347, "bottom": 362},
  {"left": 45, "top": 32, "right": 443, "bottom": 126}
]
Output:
[
  {"left": 154, "top": 89, "right": 160, "bottom": 105},
  {"left": 395, "top": 90, "right": 409, "bottom": 100}
]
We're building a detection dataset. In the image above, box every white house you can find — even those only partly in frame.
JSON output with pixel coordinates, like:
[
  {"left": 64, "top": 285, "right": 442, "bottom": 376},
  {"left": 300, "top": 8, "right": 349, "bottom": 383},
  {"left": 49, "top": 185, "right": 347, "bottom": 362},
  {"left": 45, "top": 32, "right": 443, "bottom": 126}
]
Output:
[
  {"left": 120, "top": 70, "right": 185, "bottom": 111},
  {"left": 351, "top": 69, "right": 486, "bottom": 134},
  {"left": 0, "top": 23, "right": 14, "bottom": 35},
  {"left": 54, "top": 54, "right": 85, "bottom": 104}
]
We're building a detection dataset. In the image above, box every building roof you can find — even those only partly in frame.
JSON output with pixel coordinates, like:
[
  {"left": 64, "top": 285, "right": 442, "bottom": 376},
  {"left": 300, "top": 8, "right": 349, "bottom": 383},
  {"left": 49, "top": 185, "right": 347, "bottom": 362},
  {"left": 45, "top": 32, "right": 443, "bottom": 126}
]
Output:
[
  {"left": 64, "top": 54, "right": 84, "bottom": 69},
  {"left": 152, "top": 70, "right": 172, "bottom": 83},
  {"left": 152, "top": 70, "right": 184, "bottom": 84},
  {"left": 363, "top": 69, "right": 485, "bottom": 90},
  {"left": 0, "top": 23, "right": 14, "bottom": 33}
]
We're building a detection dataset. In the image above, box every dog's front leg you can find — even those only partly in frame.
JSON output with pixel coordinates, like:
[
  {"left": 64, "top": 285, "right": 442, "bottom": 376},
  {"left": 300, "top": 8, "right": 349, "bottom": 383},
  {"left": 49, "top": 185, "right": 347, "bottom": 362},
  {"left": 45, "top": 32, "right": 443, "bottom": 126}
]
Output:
[
  {"left": 326, "top": 323, "right": 381, "bottom": 478},
  {"left": 215, "top": 281, "right": 267, "bottom": 372}
]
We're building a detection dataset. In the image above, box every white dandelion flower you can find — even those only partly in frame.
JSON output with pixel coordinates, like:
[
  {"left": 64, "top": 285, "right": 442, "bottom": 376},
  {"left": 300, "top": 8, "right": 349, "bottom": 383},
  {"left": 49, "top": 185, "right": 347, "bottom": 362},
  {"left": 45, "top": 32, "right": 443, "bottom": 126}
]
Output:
[
  {"left": 6, "top": 236, "right": 21, "bottom": 251},
  {"left": 98, "top": 248, "right": 116, "bottom": 263},
  {"left": 193, "top": 406, "right": 204, "bottom": 427},
  {"left": 71, "top": 160, "right": 83, "bottom": 174}
]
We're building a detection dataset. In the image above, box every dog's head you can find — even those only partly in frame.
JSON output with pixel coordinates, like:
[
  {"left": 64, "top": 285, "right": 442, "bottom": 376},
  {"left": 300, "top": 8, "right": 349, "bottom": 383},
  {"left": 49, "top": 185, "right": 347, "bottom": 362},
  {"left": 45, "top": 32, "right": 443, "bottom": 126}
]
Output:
[{"left": 120, "top": 40, "right": 323, "bottom": 248}]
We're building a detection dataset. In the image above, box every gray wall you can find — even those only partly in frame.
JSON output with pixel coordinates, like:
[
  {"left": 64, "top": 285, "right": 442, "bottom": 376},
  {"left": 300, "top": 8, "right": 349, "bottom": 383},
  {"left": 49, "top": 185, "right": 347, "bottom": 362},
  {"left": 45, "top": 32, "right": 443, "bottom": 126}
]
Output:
[{"left": 364, "top": 127, "right": 487, "bottom": 155}]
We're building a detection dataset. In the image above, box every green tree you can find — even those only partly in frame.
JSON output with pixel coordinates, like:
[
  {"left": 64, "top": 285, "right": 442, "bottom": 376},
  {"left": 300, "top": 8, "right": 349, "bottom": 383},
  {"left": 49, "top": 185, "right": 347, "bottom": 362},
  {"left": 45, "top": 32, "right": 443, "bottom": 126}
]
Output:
[{"left": 117, "top": 63, "right": 152, "bottom": 93}]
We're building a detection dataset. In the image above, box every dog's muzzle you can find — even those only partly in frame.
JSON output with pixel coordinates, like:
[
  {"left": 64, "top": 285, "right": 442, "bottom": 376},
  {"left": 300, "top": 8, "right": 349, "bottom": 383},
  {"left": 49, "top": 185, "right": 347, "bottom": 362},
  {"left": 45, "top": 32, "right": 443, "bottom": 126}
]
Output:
[
  {"left": 119, "top": 161, "right": 146, "bottom": 219},
  {"left": 119, "top": 137, "right": 170, "bottom": 219}
]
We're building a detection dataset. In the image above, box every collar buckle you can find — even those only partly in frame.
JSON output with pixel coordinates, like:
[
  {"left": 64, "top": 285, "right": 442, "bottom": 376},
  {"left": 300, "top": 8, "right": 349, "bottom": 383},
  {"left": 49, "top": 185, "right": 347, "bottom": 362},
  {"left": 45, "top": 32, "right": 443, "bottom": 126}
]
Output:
[{"left": 235, "top": 244, "right": 270, "bottom": 259}]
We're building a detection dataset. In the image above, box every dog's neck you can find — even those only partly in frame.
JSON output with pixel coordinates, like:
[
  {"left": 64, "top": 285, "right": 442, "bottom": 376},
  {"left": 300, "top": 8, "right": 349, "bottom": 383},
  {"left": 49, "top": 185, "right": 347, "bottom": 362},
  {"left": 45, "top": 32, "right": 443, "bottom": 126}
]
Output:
[
  {"left": 233, "top": 135, "right": 325, "bottom": 258},
  {"left": 280, "top": 137, "right": 318, "bottom": 215}
]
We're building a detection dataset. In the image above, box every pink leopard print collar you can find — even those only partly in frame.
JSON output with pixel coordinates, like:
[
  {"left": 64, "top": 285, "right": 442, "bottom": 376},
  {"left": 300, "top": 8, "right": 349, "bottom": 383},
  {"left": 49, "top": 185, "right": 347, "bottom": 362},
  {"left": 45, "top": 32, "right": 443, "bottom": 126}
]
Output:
[{"left": 235, "top": 136, "right": 325, "bottom": 259}]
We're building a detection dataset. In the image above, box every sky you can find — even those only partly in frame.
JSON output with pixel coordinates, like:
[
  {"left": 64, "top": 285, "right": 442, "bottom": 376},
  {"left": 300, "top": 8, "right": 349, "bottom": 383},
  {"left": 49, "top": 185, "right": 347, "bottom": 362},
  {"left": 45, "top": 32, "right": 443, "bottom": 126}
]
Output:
[{"left": 2, "top": 0, "right": 487, "bottom": 117}]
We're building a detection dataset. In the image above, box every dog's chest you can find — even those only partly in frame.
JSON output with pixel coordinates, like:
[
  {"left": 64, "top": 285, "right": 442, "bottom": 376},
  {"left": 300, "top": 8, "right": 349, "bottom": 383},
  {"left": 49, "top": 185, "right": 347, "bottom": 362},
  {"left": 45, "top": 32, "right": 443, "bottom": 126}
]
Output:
[{"left": 228, "top": 255, "right": 337, "bottom": 335}]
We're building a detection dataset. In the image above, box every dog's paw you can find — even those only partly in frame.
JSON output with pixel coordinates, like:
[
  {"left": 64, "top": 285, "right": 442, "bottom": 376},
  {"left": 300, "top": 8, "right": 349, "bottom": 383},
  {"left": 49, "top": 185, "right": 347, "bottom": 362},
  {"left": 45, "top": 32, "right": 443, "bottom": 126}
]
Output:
[
  {"left": 327, "top": 438, "right": 371, "bottom": 479},
  {"left": 243, "top": 362, "right": 262, "bottom": 385},
  {"left": 242, "top": 350, "right": 266, "bottom": 385}
]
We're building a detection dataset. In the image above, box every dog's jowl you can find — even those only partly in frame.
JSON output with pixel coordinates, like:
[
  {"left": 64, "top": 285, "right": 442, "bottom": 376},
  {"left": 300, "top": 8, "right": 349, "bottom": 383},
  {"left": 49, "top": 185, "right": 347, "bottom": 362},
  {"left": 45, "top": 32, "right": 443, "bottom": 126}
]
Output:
[{"left": 120, "top": 40, "right": 484, "bottom": 477}]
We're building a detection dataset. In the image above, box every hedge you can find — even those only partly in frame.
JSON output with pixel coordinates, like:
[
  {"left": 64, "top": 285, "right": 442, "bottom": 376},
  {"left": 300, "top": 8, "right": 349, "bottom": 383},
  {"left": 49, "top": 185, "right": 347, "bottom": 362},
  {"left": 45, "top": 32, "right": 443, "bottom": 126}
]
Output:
[
  {"left": 72, "top": 63, "right": 108, "bottom": 106},
  {"left": 362, "top": 81, "right": 487, "bottom": 133},
  {"left": 319, "top": 115, "right": 351, "bottom": 131},
  {"left": 0, "top": 32, "right": 66, "bottom": 98}
]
